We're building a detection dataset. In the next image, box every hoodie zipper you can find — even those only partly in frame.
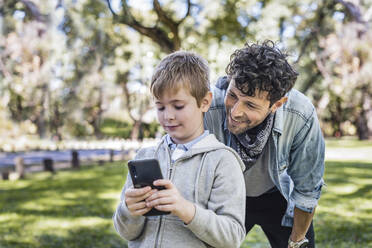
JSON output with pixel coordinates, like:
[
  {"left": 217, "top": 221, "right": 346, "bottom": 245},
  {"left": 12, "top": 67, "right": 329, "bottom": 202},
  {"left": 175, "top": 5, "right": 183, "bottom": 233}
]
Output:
[
  {"left": 154, "top": 148, "right": 175, "bottom": 248},
  {"left": 154, "top": 147, "right": 194, "bottom": 247},
  {"left": 154, "top": 216, "right": 163, "bottom": 248}
]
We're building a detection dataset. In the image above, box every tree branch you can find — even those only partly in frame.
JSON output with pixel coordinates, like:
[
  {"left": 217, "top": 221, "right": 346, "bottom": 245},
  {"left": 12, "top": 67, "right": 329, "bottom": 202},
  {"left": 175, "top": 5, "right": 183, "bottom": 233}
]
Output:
[
  {"left": 336, "top": 0, "right": 368, "bottom": 37},
  {"left": 336, "top": 0, "right": 366, "bottom": 24},
  {"left": 177, "top": 0, "right": 192, "bottom": 25},
  {"left": 20, "top": 0, "right": 48, "bottom": 22},
  {"left": 106, "top": 0, "right": 117, "bottom": 17},
  {"left": 294, "top": 28, "right": 318, "bottom": 63},
  {"left": 153, "top": 0, "right": 178, "bottom": 30},
  {"left": 106, "top": 0, "right": 179, "bottom": 53},
  {"left": 127, "top": 22, "right": 176, "bottom": 53},
  {"left": 56, "top": 0, "right": 64, "bottom": 9},
  {"left": 295, "top": 0, "right": 335, "bottom": 63},
  {"left": 152, "top": 0, "right": 181, "bottom": 50}
]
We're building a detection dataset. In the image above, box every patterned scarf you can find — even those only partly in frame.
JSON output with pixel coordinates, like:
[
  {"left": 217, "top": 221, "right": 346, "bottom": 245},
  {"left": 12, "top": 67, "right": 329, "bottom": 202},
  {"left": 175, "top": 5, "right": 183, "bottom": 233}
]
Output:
[{"left": 232, "top": 113, "right": 274, "bottom": 171}]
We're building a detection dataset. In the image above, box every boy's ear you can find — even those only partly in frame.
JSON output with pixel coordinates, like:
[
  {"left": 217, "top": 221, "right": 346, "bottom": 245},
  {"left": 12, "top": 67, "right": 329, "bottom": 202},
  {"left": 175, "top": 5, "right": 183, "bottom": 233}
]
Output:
[{"left": 200, "top": 91, "right": 212, "bottom": 112}]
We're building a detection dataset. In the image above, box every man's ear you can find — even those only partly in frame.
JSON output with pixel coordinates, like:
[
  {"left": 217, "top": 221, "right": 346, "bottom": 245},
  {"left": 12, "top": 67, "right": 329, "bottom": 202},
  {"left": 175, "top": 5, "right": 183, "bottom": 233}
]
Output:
[
  {"left": 200, "top": 91, "right": 213, "bottom": 113},
  {"left": 270, "top": 96, "right": 288, "bottom": 113}
]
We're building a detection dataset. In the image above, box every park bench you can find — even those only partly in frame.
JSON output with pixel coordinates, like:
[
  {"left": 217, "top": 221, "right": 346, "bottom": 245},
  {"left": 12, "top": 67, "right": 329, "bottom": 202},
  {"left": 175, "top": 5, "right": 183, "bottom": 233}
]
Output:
[{"left": 0, "top": 149, "right": 132, "bottom": 180}]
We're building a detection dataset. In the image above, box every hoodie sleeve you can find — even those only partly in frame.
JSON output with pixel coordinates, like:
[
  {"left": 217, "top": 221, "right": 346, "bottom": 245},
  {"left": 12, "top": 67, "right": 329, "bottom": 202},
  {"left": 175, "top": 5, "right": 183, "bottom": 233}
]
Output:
[
  {"left": 186, "top": 150, "right": 246, "bottom": 248},
  {"left": 113, "top": 172, "right": 147, "bottom": 241},
  {"left": 113, "top": 150, "right": 149, "bottom": 241}
]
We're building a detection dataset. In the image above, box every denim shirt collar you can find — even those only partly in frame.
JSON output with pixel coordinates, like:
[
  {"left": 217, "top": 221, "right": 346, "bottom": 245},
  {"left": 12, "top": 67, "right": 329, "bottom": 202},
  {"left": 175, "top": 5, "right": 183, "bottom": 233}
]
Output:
[{"left": 272, "top": 105, "right": 283, "bottom": 135}]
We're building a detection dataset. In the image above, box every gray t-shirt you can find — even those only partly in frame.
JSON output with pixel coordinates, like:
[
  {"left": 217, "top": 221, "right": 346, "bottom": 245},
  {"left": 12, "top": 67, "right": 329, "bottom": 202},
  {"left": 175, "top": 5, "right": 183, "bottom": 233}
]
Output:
[{"left": 243, "top": 142, "right": 275, "bottom": 197}]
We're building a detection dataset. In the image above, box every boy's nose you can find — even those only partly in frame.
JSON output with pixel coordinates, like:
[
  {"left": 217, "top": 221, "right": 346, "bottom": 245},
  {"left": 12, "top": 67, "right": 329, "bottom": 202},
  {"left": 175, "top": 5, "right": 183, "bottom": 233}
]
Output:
[{"left": 164, "top": 110, "right": 175, "bottom": 120}]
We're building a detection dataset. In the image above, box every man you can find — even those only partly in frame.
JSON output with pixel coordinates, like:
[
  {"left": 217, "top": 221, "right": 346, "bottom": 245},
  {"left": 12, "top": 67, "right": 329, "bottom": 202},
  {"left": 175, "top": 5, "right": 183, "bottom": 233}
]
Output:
[{"left": 204, "top": 40, "right": 325, "bottom": 248}]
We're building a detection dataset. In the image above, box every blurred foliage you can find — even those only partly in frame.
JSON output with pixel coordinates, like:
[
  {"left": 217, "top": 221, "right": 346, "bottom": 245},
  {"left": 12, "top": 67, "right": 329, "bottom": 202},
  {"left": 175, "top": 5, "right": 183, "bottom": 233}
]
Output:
[
  {"left": 0, "top": 0, "right": 371, "bottom": 140},
  {"left": 317, "top": 21, "right": 372, "bottom": 140},
  {"left": 99, "top": 118, "right": 160, "bottom": 139}
]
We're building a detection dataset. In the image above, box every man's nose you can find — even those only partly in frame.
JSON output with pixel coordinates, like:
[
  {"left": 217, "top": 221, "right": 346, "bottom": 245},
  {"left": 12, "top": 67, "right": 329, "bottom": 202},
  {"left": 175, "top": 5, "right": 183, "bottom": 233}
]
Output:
[{"left": 230, "top": 102, "right": 244, "bottom": 118}]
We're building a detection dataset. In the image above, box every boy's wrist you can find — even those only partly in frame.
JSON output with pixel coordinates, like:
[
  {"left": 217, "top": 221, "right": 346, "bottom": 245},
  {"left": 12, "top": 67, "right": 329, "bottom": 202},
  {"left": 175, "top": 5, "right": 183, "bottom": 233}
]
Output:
[{"left": 177, "top": 200, "right": 196, "bottom": 224}]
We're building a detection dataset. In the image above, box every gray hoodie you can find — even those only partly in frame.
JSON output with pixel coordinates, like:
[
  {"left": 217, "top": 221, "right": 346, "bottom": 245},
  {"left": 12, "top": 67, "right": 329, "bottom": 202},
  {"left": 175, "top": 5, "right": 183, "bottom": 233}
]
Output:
[{"left": 113, "top": 134, "right": 246, "bottom": 248}]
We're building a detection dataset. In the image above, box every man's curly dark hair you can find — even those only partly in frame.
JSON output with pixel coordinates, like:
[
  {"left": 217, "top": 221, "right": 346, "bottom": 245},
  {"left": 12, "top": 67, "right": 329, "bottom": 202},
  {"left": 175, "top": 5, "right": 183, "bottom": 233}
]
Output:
[{"left": 225, "top": 40, "right": 298, "bottom": 105}]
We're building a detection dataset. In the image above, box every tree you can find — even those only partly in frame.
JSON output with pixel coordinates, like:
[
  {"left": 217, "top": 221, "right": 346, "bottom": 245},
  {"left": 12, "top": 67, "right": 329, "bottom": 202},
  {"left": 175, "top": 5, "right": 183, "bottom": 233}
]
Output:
[
  {"left": 106, "top": 0, "right": 193, "bottom": 53},
  {"left": 2, "top": 21, "right": 51, "bottom": 138},
  {"left": 1, "top": 0, "right": 371, "bottom": 140},
  {"left": 317, "top": 19, "right": 372, "bottom": 139}
]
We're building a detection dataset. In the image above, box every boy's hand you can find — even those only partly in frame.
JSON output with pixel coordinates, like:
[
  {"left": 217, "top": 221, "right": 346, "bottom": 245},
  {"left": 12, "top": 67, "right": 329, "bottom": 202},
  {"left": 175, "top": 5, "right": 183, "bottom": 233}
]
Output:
[
  {"left": 145, "top": 179, "right": 196, "bottom": 224},
  {"left": 125, "top": 186, "right": 157, "bottom": 216}
]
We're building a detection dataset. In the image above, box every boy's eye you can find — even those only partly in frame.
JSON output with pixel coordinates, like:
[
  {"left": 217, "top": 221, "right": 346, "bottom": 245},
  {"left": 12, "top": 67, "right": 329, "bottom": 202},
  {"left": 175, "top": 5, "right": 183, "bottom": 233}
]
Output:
[
  {"left": 174, "top": 105, "right": 184, "bottom": 110},
  {"left": 157, "top": 106, "right": 165, "bottom": 111}
]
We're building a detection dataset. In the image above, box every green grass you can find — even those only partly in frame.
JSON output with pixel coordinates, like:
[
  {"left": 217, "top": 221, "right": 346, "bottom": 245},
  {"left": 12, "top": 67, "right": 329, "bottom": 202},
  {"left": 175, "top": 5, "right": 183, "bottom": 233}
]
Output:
[
  {"left": 1, "top": 138, "right": 372, "bottom": 247},
  {"left": 0, "top": 163, "right": 128, "bottom": 248}
]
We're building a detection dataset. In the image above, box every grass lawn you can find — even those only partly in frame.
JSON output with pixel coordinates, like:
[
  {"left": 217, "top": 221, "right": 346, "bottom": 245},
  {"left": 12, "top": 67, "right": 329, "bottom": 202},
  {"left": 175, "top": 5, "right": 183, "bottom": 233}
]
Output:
[{"left": 1, "top": 138, "right": 372, "bottom": 248}]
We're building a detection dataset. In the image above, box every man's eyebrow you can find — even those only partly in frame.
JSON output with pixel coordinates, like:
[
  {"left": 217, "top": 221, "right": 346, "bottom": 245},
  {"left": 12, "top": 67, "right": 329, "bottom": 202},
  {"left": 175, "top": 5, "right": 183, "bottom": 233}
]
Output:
[
  {"left": 234, "top": 91, "right": 264, "bottom": 109},
  {"left": 242, "top": 100, "right": 261, "bottom": 108}
]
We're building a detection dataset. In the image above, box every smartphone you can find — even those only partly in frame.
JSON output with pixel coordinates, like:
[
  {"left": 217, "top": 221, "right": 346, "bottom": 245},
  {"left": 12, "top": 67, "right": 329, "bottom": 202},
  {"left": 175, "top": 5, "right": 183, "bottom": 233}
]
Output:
[{"left": 127, "top": 158, "right": 170, "bottom": 216}]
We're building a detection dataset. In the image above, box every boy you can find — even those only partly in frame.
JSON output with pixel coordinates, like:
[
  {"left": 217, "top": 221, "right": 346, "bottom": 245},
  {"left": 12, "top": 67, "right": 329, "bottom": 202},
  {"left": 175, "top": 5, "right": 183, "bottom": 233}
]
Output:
[{"left": 113, "top": 51, "right": 246, "bottom": 248}]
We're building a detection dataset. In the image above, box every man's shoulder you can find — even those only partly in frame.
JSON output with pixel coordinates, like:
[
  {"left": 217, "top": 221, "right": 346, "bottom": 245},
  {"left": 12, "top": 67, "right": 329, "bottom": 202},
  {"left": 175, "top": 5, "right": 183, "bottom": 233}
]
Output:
[
  {"left": 210, "top": 76, "right": 228, "bottom": 109},
  {"left": 283, "top": 89, "right": 316, "bottom": 121},
  {"left": 194, "top": 134, "right": 245, "bottom": 172}
]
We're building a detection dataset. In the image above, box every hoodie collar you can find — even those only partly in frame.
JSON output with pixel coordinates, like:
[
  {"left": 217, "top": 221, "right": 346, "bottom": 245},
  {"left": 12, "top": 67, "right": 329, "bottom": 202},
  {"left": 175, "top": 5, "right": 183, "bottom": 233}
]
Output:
[{"left": 165, "top": 131, "right": 210, "bottom": 151}]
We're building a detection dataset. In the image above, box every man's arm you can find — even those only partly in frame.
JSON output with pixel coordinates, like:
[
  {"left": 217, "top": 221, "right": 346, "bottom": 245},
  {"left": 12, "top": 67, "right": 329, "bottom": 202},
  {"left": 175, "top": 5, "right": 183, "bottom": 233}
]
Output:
[
  {"left": 287, "top": 103, "right": 325, "bottom": 203},
  {"left": 289, "top": 207, "right": 315, "bottom": 244},
  {"left": 286, "top": 105, "right": 325, "bottom": 246}
]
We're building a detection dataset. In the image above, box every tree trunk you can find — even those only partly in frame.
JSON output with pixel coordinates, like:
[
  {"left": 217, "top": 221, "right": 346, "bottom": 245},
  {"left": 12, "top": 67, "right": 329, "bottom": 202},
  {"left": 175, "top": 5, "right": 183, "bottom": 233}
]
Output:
[
  {"left": 331, "top": 95, "right": 343, "bottom": 137},
  {"left": 93, "top": 120, "right": 103, "bottom": 139},
  {"left": 37, "top": 112, "right": 47, "bottom": 139},
  {"left": 130, "top": 120, "right": 141, "bottom": 140},
  {"left": 356, "top": 113, "right": 369, "bottom": 140},
  {"left": 355, "top": 89, "right": 371, "bottom": 140},
  {"left": 50, "top": 103, "right": 62, "bottom": 141}
]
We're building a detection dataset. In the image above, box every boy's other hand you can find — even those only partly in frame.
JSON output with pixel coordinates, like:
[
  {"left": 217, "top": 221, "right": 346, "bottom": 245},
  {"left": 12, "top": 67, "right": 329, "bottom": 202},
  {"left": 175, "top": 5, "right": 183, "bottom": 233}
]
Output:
[
  {"left": 125, "top": 186, "right": 157, "bottom": 216},
  {"left": 145, "top": 179, "right": 196, "bottom": 224}
]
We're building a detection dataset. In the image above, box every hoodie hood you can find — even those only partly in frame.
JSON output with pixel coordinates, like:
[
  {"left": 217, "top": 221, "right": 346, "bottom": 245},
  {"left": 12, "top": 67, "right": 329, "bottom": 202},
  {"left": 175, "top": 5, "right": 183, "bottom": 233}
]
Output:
[{"left": 158, "top": 134, "right": 245, "bottom": 172}]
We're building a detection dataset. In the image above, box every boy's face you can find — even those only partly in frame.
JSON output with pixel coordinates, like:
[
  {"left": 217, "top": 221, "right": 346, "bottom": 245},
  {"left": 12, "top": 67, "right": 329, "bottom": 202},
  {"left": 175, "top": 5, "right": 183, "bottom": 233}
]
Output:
[{"left": 155, "top": 87, "right": 212, "bottom": 144}]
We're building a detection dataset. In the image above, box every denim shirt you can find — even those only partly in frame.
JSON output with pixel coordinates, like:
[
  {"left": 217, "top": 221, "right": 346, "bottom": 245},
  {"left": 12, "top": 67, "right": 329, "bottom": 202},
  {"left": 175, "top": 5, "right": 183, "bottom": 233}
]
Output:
[{"left": 204, "top": 81, "right": 325, "bottom": 227}]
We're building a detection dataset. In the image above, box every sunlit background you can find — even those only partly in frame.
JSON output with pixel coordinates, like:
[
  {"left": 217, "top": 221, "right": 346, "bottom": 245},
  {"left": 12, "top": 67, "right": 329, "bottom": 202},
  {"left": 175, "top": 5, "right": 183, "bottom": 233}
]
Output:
[{"left": 0, "top": 0, "right": 372, "bottom": 247}]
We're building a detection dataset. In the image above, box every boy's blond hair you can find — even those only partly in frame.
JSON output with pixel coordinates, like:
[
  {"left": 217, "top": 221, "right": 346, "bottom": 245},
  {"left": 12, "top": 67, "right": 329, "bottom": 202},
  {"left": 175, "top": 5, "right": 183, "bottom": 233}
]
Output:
[{"left": 150, "top": 51, "right": 210, "bottom": 107}]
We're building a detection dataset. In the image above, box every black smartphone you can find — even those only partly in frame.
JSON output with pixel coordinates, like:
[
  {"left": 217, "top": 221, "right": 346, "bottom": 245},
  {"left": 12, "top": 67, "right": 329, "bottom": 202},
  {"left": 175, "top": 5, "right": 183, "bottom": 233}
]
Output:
[{"left": 127, "top": 158, "right": 170, "bottom": 216}]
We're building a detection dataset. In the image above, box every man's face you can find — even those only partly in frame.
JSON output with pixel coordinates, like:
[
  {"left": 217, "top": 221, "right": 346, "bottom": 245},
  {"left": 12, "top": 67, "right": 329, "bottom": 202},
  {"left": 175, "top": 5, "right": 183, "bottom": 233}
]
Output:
[{"left": 224, "top": 79, "right": 273, "bottom": 135}]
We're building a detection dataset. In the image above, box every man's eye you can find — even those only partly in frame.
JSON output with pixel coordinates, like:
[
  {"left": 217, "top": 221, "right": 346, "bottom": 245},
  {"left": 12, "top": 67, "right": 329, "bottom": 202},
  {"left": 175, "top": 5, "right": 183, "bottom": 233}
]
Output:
[
  {"left": 228, "top": 92, "right": 237, "bottom": 98},
  {"left": 175, "top": 105, "right": 184, "bottom": 110},
  {"left": 245, "top": 103, "right": 255, "bottom": 109}
]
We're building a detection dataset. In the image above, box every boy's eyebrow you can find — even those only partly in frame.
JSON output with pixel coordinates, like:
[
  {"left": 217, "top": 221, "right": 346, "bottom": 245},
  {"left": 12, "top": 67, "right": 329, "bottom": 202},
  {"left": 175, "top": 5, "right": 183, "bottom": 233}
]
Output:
[{"left": 155, "top": 99, "right": 185, "bottom": 104}]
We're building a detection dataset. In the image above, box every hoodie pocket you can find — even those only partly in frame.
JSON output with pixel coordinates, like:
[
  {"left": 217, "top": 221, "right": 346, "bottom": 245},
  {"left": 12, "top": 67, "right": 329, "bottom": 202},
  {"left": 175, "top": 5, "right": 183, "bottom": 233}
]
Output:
[{"left": 161, "top": 218, "right": 208, "bottom": 248}]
